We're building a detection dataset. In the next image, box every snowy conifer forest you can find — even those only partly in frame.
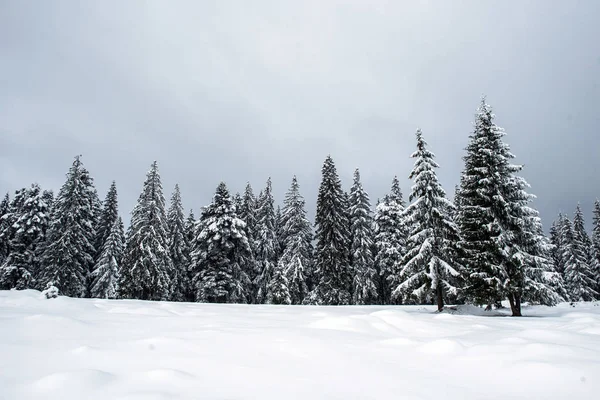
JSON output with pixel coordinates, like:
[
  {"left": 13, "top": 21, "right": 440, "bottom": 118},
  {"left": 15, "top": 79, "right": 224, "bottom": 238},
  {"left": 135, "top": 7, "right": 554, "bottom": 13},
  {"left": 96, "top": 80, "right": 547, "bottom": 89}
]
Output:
[{"left": 2, "top": 99, "right": 598, "bottom": 316}]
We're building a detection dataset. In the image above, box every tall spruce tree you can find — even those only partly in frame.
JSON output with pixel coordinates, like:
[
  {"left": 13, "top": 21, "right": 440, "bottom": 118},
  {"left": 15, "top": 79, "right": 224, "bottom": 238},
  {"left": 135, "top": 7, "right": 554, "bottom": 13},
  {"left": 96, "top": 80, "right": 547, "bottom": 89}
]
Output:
[
  {"left": 184, "top": 209, "right": 196, "bottom": 301},
  {"left": 373, "top": 177, "right": 407, "bottom": 305},
  {"left": 118, "top": 161, "right": 172, "bottom": 301},
  {"left": 279, "top": 176, "right": 313, "bottom": 304},
  {"left": 239, "top": 183, "right": 259, "bottom": 301},
  {"left": 90, "top": 217, "right": 125, "bottom": 298},
  {"left": 312, "top": 156, "right": 352, "bottom": 305},
  {"left": 394, "top": 130, "right": 461, "bottom": 311},
  {"left": 190, "top": 182, "right": 252, "bottom": 303},
  {"left": 563, "top": 205, "right": 597, "bottom": 301},
  {"left": 0, "top": 184, "right": 51, "bottom": 290},
  {"left": 166, "top": 184, "right": 189, "bottom": 301},
  {"left": 0, "top": 193, "right": 10, "bottom": 264},
  {"left": 39, "top": 157, "right": 98, "bottom": 297},
  {"left": 592, "top": 200, "right": 600, "bottom": 296},
  {"left": 348, "top": 169, "right": 378, "bottom": 305},
  {"left": 456, "top": 99, "right": 556, "bottom": 316},
  {"left": 254, "top": 178, "right": 278, "bottom": 303}
]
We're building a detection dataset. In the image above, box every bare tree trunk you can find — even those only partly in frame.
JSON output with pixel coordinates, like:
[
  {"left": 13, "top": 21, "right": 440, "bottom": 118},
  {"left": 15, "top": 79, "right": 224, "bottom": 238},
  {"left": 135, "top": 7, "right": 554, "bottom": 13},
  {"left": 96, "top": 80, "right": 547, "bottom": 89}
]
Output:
[
  {"left": 508, "top": 294, "right": 522, "bottom": 317},
  {"left": 436, "top": 283, "right": 444, "bottom": 312}
]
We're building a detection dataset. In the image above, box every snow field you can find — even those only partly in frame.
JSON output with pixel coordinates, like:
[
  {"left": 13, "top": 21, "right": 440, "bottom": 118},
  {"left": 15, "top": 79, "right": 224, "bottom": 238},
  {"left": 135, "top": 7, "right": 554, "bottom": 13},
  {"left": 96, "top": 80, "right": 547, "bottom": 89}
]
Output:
[{"left": 1, "top": 290, "right": 599, "bottom": 400}]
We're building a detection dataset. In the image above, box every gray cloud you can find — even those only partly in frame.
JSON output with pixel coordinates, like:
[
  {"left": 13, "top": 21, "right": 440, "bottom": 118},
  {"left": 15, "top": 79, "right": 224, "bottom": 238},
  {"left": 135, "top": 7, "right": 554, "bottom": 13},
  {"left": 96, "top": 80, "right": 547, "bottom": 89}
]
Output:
[{"left": 1, "top": 0, "right": 599, "bottom": 228}]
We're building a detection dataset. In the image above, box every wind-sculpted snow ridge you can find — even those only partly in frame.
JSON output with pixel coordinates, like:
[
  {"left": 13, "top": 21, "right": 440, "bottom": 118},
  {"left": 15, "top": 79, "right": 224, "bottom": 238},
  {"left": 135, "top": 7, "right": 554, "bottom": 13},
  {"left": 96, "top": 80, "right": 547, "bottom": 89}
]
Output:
[{"left": 1, "top": 290, "right": 599, "bottom": 400}]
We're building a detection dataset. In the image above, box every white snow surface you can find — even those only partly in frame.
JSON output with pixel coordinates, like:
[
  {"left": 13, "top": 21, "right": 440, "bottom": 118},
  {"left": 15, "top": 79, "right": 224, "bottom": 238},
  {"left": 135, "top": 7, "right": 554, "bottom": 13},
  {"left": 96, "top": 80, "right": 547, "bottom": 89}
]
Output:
[{"left": 1, "top": 290, "right": 599, "bottom": 400}]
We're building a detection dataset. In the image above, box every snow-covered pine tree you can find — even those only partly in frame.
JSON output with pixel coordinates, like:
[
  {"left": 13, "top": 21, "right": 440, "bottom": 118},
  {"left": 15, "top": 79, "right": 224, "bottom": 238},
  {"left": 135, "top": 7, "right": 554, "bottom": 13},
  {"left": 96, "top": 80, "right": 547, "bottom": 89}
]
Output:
[
  {"left": 549, "top": 214, "right": 568, "bottom": 276},
  {"left": 42, "top": 190, "right": 54, "bottom": 211},
  {"left": 0, "top": 193, "right": 9, "bottom": 264},
  {"left": 592, "top": 200, "right": 600, "bottom": 297},
  {"left": 166, "top": 184, "right": 190, "bottom": 302},
  {"left": 275, "top": 204, "right": 284, "bottom": 260},
  {"left": 233, "top": 192, "right": 243, "bottom": 215},
  {"left": 184, "top": 209, "right": 196, "bottom": 301},
  {"left": 456, "top": 99, "right": 558, "bottom": 316},
  {"left": 239, "top": 183, "right": 259, "bottom": 302},
  {"left": 0, "top": 184, "right": 51, "bottom": 290},
  {"left": 90, "top": 217, "right": 125, "bottom": 298},
  {"left": 563, "top": 205, "right": 597, "bottom": 301},
  {"left": 393, "top": 130, "right": 461, "bottom": 311},
  {"left": 348, "top": 169, "right": 378, "bottom": 305},
  {"left": 94, "top": 181, "right": 119, "bottom": 260},
  {"left": 312, "top": 156, "right": 352, "bottom": 305},
  {"left": 279, "top": 176, "right": 313, "bottom": 304},
  {"left": 39, "top": 157, "right": 98, "bottom": 297},
  {"left": 118, "top": 161, "right": 172, "bottom": 301},
  {"left": 373, "top": 176, "right": 407, "bottom": 305},
  {"left": 254, "top": 178, "right": 278, "bottom": 304},
  {"left": 190, "top": 182, "right": 252, "bottom": 303},
  {"left": 89, "top": 181, "right": 120, "bottom": 296},
  {"left": 267, "top": 262, "right": 291, "bottom": 305},
  {"left": 519, "top": 212, "right": 566, "bottom": 305}
]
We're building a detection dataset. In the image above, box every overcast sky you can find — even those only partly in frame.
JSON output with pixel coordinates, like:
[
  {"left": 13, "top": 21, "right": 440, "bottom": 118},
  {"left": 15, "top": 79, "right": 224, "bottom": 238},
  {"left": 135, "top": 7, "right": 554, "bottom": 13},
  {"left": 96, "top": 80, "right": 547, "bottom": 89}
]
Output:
[{"left": 1, "top": 0, "right": 599, "bottom": 229}]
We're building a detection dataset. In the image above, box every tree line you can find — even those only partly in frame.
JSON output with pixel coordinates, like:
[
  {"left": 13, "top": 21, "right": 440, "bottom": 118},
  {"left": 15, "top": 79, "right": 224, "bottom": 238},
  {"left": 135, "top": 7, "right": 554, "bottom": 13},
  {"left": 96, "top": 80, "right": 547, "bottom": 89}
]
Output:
[{"left": 0, "top": 99, "right": 598, "bottom": 316}]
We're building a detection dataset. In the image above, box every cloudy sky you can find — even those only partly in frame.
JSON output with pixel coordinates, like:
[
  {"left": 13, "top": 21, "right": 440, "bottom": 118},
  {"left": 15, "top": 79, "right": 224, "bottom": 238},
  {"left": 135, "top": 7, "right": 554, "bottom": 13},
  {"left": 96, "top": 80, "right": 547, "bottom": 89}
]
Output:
[{"left": 1, "top": 0, "right": 599, "bottom": 228}]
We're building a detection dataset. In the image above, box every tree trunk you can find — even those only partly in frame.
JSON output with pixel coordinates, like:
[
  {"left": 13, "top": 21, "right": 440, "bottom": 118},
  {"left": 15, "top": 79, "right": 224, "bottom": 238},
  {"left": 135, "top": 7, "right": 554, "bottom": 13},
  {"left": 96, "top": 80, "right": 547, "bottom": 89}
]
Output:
[
  {"left": 508, "top": 294, "right": 522, "bottom": 317},
  {"left": 436, "top": 283, "right": 444, "bottom": 312}
]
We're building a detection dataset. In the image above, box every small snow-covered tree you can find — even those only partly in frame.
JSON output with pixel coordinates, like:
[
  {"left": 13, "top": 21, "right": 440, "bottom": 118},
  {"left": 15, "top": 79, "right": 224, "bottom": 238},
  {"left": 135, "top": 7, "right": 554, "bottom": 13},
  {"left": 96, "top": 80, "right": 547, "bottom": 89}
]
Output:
[
  {"left": 39, "top": 157, "right": 98, "bottom": 297},
  {"left": 254, "top": 178, "right": 278, "bottom": 304},
  {"left": 42, "top": 281, "right": 59, "bottom": 299},
  {"left": 190, "top": 182, "right": 252, "bottom": 303},
  {"left": 312, "top": 156, "right": 352, "bottom": 305},
  {"left": 90, "top": 218, "right": 124, "bottom": 299},
  {"left": 267, "top": 262, "right": 291, "bottom": 305},
  {"left": 373, "top": 177, "right": 407, "bottom": 305},
  {"left": 167, "top": 184, "right": 190, "bottom": 301},
  {"left": 0, "top": 184, "right": 51, "bottom": 290},
  {"left": 279, "top": 176, "right": 313, "bottom": 304},
  {"left": 118, "top": 161, "right": 172, "bottom": 301},
  {"left": 348, "top": 169, "right": 378, "bottom": 305},
  {"left": 393, "top": 130, "right": 461, "bottom": 311},
  {"left": 563, "top": 205, "right": 597, "bottom": 301},
  {"left": 592, "top": 200, "right": 600, "bottom": 297}
]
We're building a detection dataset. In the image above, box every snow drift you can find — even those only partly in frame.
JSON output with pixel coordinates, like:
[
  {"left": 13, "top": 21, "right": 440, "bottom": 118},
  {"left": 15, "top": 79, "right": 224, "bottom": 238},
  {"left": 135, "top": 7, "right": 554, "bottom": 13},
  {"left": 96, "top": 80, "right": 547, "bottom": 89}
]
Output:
[{"left": 1, "top": 290, "right": 599, "bottom": 399}]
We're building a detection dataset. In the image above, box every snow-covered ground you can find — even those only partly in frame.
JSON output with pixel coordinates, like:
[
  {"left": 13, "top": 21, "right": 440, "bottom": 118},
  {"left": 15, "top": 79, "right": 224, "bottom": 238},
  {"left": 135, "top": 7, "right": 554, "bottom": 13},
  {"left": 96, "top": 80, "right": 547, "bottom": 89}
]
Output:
[{"left": 1, "top": 290, "right": 599, "bottom": 400}]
